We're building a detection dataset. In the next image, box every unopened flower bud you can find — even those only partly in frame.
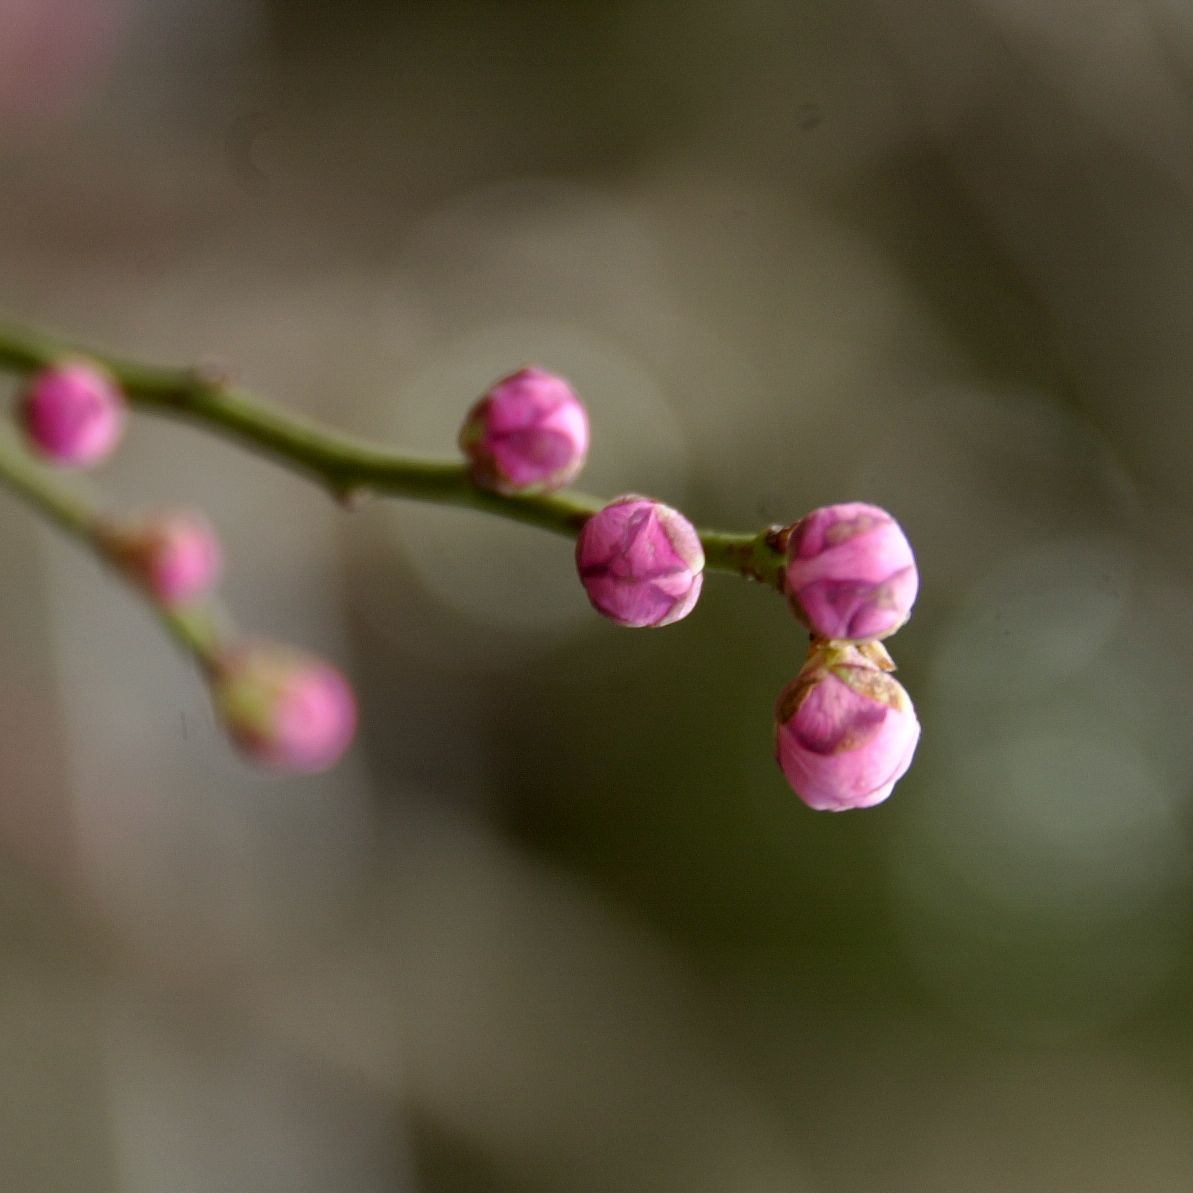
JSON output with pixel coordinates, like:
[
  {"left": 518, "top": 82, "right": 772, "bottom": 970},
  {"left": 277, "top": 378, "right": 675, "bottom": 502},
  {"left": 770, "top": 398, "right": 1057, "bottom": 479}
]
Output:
[
  {"left": 105, "top": 511, "right": 222, "bottom": 606},
  {"left": 576, "top": 495, "right": 704, "bottom": 627},
  {"left": 459, "top": 366, "right": 589, "bottom": 494},
  {"left": 212, "top": 644, "right": 357, "bottom": 774},
  {"left": 774, "top": 643, "right": 920, "bottom": 811},
  {"left": 784, "top": 502, "right": 917, "bottom": 641},
  {"left": 18, "top": 360, "right": 127, "bottom": 467}
]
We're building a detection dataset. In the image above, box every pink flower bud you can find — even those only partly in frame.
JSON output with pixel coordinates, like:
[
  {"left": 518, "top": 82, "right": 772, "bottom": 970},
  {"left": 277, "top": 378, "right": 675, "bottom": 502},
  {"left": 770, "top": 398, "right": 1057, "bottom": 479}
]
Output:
[
  {"left": 576, "top": 495, "right": 704, "bottom": 627},
  {"left": 212, "top": 644, "right": 357, "bottom": 774},
  {"left": 774, "top": 643, "right": 920, "bottom": 811},
  {"left": 18, "top": 360, "right": 127, "bottom": 467},
  {"left": 784, "top": 502, "right": 918, "bottom": 641},
  {"left": 459, "top": 366, "right": 589, "bottom": 495},
  {"left": 105, "top": 511, "right": 222, "bottom": 606}
]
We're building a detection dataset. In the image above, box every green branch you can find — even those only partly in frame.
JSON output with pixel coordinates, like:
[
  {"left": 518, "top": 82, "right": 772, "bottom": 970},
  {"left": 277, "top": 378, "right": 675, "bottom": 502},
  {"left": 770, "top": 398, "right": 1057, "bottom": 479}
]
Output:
[
  {"left": 0, "top": 428, "right": 224, "bottom": 668},
  {"left": 0, "top": 321, "right": 786, "bottom": 587}
]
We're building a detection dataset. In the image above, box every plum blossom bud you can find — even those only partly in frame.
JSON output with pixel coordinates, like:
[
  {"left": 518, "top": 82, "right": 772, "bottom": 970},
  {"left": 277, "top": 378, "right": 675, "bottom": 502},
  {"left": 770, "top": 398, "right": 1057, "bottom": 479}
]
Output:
[
  {"left": 784, "top": 502, "right": 917, "bottom": 641},
  {"left": 18, "top": 359, "right": 127, "bottom": 467},
  {"left": 576, "top": 495, "right": 704, "bottom": 627},
  {"left": 104, "top": 511, "right": 222, "bottom": 606},
  {"left": 774, "top": 643, "right": 920, "bottom": 811},
  {"left": 459, "top": 366, "right": 589, "bottom": 494},
  {"left": 212, "top": 644, "right": 357, "bottom": 774}
]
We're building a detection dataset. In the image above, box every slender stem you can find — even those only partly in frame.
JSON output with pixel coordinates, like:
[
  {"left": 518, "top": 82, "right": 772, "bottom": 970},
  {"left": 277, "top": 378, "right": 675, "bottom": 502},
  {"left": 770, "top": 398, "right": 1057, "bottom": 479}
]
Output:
[
  {"left": 0, "top": 429, "right": 224, "bottom": 668},
  {"left": 0, "top": 321, "right": 787, "bottom": 588}
]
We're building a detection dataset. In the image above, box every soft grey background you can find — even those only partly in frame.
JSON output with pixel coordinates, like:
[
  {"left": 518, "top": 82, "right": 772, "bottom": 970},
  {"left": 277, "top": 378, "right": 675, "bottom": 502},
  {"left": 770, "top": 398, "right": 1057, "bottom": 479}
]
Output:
[{"left": 1, "top": 1, "right": 1192, "bottom": 1189}]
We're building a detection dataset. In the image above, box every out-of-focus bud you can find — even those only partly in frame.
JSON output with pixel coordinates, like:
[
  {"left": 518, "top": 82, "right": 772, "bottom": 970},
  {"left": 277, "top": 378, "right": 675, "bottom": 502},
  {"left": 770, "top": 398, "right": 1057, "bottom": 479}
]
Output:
[
  {"left": 774, "top": 642, "right": 920, "bottom": 811},
  {"left": 459, "top": 366, "right": 589, "bottom": 495},
  {"left": 211, "top": 644, "right": 357, "bottom": 774},
  {"left": 783, "top": 502, "right": 917, "bottom": 641},
  {"left": 18, "top": 360, "right": 127, "bottom": 467},
  {"left": 575, "top": 495, "right": 704, "bottom": 627},
  {"left": 0, "top": 0, "right": 130, "bottom": 132},
  {"left": 104, "top": 511, "right": 222, "bottom": 606}
]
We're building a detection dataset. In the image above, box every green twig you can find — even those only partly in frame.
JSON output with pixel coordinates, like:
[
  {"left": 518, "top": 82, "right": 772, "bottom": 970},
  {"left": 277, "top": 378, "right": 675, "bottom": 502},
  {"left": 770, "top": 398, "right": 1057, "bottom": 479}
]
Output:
[
  {"left": 0, "top": 429, "right": 224, "bottom": 668},
  {"left": 0, "top": 321, "right": 787, "bottom": 588}
]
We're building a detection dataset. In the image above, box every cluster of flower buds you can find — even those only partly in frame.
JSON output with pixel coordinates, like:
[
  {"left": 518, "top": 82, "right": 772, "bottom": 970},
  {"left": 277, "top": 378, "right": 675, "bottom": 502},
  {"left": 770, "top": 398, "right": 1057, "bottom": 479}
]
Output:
[
  {"left": 459, "top": 371, "right": 920, "bottom": 812},
  {"left": 461, "top": 366, "right": 706, "bottom": 629},
  {"left": 11, "top": 362, "right": 358, "bottom": 774},
  {"left": 7, "top": 353, "right": 923, "bottom": 804},
  {"left": 774, "top": 503, "right": 920, "bottom": 811}
]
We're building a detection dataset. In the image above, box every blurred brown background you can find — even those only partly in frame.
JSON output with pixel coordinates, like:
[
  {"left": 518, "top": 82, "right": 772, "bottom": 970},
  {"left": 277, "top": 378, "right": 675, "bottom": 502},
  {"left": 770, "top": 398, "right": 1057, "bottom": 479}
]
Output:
[{"left": 2, "top": 0, "right": 1193, "bottom": 1189}]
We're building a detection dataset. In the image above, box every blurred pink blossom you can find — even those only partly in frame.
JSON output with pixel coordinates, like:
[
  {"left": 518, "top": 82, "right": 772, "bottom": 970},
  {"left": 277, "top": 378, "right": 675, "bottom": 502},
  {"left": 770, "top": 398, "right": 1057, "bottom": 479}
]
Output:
[
  {"left": 0, "top": 0, "right": 130, "bottom": 127},
  {"left": 212, "top": 644, "right": 358, "bottom": 774},
  {"left": 105, "top": 510, "right": 222, "bottom": 606},
  {"left": 19, "top": 360, "right": 127, "bottom": 468}
]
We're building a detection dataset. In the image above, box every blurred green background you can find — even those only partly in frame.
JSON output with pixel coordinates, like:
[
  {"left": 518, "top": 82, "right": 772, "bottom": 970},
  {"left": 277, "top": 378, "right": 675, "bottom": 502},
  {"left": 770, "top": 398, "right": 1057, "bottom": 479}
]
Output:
[{"left": 2, "top": 0, "right": 1193, "bottom": 1189}]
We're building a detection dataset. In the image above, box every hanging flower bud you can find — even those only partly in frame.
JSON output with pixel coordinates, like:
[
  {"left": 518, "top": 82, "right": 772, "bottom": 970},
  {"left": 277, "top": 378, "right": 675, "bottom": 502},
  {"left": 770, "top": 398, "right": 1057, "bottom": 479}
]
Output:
[
  {"left": 784, "top": 502, "right": 917, "bottom": 641},
  {"left": 459, "top": 366, "right": 589, "bottom": 495},
  {"left": 18, "top": 360, "right": 127, "bottom": 467},
  {"left": 103, "top": 511, "right": 222, "bottom": 606},
  {"left": 576, "top": 495, "right": 704, "bottom": 627},
  {"left": 211, "top": 644, "right": 357, "bottom": 774},
  {"left": 774, "top": 643, "right": 920, "bottom": 811}
]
